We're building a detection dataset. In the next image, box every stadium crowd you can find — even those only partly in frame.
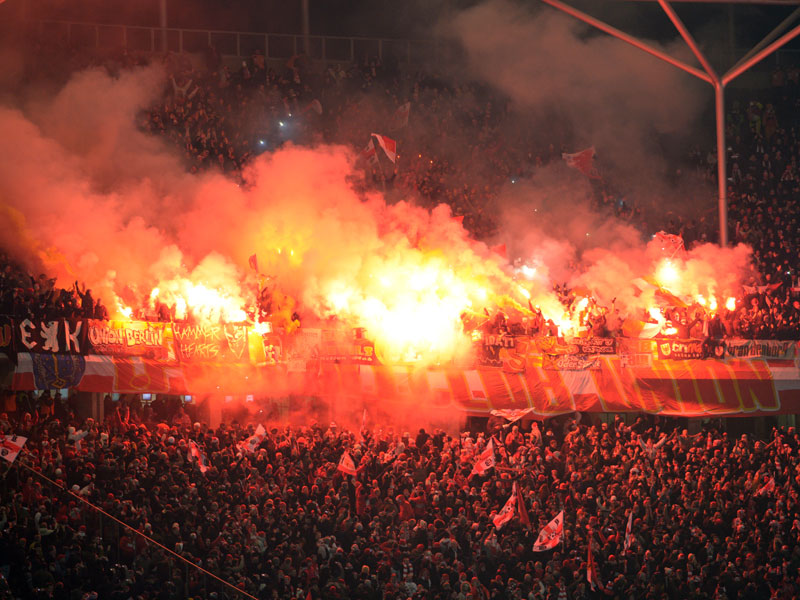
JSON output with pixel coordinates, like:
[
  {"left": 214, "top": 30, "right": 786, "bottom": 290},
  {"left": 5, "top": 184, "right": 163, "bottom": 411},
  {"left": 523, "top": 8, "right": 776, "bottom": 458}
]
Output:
[
  {"left": 8, "top": 40, "right": 800, "bottom": 341},
  {"left": 1, "top": 406, "right": 800, "bottom": 600}
]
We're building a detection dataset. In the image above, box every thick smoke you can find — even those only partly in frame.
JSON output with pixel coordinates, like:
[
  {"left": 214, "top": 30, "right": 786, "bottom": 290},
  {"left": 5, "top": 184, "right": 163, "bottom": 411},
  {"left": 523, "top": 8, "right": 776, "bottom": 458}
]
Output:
[{"left": 446, "top": 0, "right": 713, "bottom": 215}]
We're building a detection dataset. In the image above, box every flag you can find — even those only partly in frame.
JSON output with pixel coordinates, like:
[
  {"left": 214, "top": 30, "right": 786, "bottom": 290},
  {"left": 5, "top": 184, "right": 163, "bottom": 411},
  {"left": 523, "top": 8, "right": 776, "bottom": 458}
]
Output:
[
  {"left": 756, "top": 477, "right": 775, "bottom": 496},
  {"left": 653, "top": 231, "right": 685, "bottom": 257},
  {"left": 308, "top": 99, "right": 323, "bottom": 115},
  {"left": 188, "top": 440, "right": 209, "bottom": 473},
  {"left": 0, "top": 434, "right": 27, "bottom": 464},
  {"left": 493, "top": 483, "right": 518, "bottom": 530},
  {"left": 240, "top": 424, "right": 266, "bottom": 453},
  {"left": 371, "top": 133, "right": 397, "bottom": 163},
  {"left": 623, "top": 511, "right": 633, "bottom": 553},
  {"left": 490, "top": 408, "right": 533, "bottom": 424},
  {"left": 338, "top": 450, "right": 357, "bottom": 475},
  {"left": 562, "top": 147, "right": 600, "bottom": 179},
  {"left": 68, "top": 429, "right": 89, "bottom": 452},
  {"left": 621, "top": 318, "right": 662, "bottom": 339},
  {"left": 532, "top": 510, "right": 564, "bottom": 552},
  {"left": 248, "top": 254, "right": 258, "bottom": 272},
  {"left": 587, "top": 531, "right": 604, "bottom": 591},
  {"left": 391, "top": 102, "right": 411, "bottom": 129},
  {"left": 517, "top": 483, "right": 531, "bottom": 530},
  {"left": 490, "top": 244, "right": 507, "bottom": 260},
  {"left": 470, "top": 438, "right": 496, "bottom": 476},
  {"left": 360, "top": 139, "right": 379, "bottom": 167}
]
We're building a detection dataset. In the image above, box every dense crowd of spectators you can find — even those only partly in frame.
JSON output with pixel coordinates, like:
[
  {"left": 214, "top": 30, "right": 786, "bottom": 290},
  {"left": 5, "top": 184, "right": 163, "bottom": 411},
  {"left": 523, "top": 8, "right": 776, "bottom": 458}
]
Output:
[
  {"left": 8, "top": 42, "right": 800, "bottom": 341},
  {"left": 2, "top": 405, "right": 800, "bottom": 599},
  {"left": 0, "top": 253, "right": 107, "bottom": 321}
]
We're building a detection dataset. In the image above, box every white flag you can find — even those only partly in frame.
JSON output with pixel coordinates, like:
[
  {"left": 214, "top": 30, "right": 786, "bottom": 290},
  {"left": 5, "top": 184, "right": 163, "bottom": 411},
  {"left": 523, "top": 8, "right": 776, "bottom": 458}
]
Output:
[
  {"left": 0, "top": 434, "right": 27, "bottom": 464},
  {"left": 371, "top": 133, "right": 397, "bottom": 163},
  {"left": 470, "top": 438, "right": 496, "bottom": 476},
  {"left": 532, "top": 510, "right": 564, "bottom": 552},
  {"left": 240, "top": 424, "right": 266, "bottom": 453}
]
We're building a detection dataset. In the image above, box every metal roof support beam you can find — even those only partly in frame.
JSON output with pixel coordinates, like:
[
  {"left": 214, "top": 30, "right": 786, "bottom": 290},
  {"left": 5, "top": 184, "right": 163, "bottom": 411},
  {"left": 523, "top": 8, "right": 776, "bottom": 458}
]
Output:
[{"left": 539, "top": 0, "right": 800, "bottom": 247}]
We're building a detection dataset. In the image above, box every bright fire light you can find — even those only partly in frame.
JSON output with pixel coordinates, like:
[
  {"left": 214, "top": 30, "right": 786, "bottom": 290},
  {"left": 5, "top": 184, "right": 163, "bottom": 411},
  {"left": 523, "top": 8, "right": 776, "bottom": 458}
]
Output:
[
  {"left": 726, "top": 297, "right": 736, "bottom": 311},
  {"left": 655, "top": 259, "right": 679, "bottom": 287}
]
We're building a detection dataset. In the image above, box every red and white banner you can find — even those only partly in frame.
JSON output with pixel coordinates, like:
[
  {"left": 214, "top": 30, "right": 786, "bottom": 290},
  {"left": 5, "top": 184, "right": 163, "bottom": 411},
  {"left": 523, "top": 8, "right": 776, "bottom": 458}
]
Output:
[
  {"left": 371, "top": 133, "right": 397, "bottom": 163},
  {"left": 470, "top": 438, "right": 496, "bottom": 476},
  {"left": 532, "top": 510, "right": 564, "bottom": 552},
  {"left": 0, "top": 434, "right": 27, "bottom": 464},
  {"left": 338, "top": 450, "right": 357, "bottom": 475}
]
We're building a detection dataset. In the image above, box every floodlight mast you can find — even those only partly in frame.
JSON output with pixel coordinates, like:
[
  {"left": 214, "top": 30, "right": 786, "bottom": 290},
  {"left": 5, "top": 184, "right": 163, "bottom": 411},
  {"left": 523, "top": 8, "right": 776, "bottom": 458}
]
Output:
[{"left": 539, "top": 0, "right": 800, "bottom": 247}]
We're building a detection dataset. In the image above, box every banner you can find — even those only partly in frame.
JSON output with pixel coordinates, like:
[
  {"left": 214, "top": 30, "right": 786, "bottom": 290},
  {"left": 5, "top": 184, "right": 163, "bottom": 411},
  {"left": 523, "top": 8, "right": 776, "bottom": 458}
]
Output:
[
  {"left": 173, "top": 323, "right": 250, "bottom": 363},
  {"left": 725, "top": 340, "right": 796, "bottom": 360},
  {"left": 544, "top": 355, "right": 600, "bottom": 370},
  {"left": 87, "top": 320, "right": 175, "bottom": 361},
  {"left": 31, "top": 354, "right": 86, "bottom": 390},
  {"left": 573, "top": 337, "right": 616, "bottom": 355},
  {"left": 656, "top": 339, "right": 705, "bottom": 360},
  {"left": 319, "top": 330, "right": 377, "bottom": 365},
  {"left": 16, "top": 319, "right": 87, "bottom": 354},
  {"left": 480, "top": 333, "right": 518, "bottom": 367},
  {"left": 0, "top": 317, "right": 13, "bottom": 358}
]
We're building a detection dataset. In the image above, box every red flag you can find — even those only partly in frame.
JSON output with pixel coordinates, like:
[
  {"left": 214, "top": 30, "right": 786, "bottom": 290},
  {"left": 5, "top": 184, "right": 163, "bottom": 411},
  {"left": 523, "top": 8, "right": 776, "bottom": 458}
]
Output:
[
  {"left": 188, "top": 440, "right": 209, "bottom": 473},
  {"left": 452, "top": 215, "right": 465, "bottom": 225},
  {"left": 0, "top": 434, "right": 27, "bottom": 464},
  {"left": 248, "top": 254, "right": 258, "bottom": 272},
  {"left": 562, "top": 147, "right": 600, "bottom": 179},
  {"left": 516, "top": 482, "right": 531, "bottom": 530},
  {"left": 391, "top": 102, "right": 411, "bottom": 129},
  {"left": 360, "top": 139, "right": 379, "bottom": 166},
  {"left": 308, "top": 99, "right": 323, "bottom": 115},
  {"left": 654, "top": 231, "right": 685, "bottom": 257},
  {"left": 587, "top": 531, "right": 604, "bottom": 591},
  {"left": 470, "top": 439, "right": 496, "bottom": 476},
  {"left": 532, "top": 510, "right": 564, "bottom": 552},
  {"left": 239, "top": 424, "right": 266, "bottom": 453},
  {"left": 338, "top": 450, "right": 357, "bottom": 476},
  {"left": 490, "top": 244, "right": 507, "bottom": 260},
  {"left": 371, "top": 133, "right": 397, "bottom": 163},
  {"left": 492, "top": 484, "right": 518, "bottom": 530},
  {"left": 756, "top": 477, "right": 775, "bottom": 496},
  {"left": 623, "top": 511, "right": 634, "bottom": 553}
]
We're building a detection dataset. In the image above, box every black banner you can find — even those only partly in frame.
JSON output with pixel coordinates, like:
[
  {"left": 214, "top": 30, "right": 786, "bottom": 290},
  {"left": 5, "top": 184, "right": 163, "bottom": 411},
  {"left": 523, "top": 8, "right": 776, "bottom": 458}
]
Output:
[
  {"left": 479, "top": 333, "right": 518, "bottom": 367},
  {"left": 0, "top": 317, "right": 13, "bottom": 356},
  {"left": 15, "top": 319, "right": 88, "bottom": 355}
]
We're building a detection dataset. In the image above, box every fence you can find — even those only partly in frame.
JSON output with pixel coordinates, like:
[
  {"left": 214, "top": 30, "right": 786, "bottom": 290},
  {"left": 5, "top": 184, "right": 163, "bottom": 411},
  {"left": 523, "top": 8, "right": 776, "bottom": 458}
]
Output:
[{"left": 31, "top": 19, "right": 453, "bottom": 66}]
